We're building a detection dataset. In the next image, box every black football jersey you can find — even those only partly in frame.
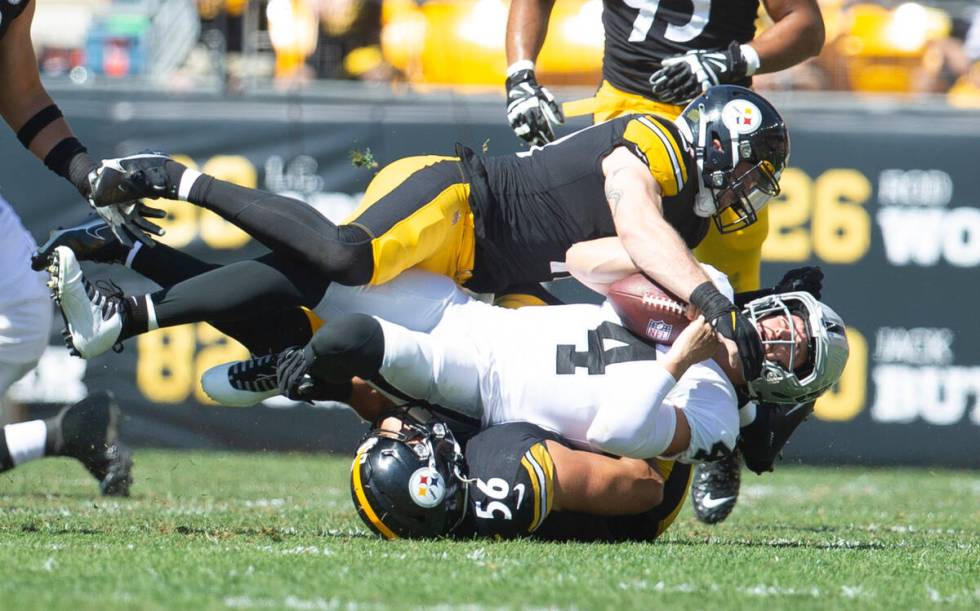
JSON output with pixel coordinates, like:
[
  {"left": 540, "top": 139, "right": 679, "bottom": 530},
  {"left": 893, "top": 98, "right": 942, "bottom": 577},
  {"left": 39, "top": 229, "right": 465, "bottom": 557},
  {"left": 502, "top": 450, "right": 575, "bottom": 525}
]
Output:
[
  {"left": 533, "top": 461, "right": 693, "bottom": 543},
  {"left": 0, "top": 0, "right": 31, "bottom": 42},
  {"left": 460, "top": 113, "right": 705, "bottom": 293},
  {"left": 453, "top": 422, "right": 560, "bottom": 539},
  {"left": 602, "top": 0, "right": 759, "bottom": 96}
]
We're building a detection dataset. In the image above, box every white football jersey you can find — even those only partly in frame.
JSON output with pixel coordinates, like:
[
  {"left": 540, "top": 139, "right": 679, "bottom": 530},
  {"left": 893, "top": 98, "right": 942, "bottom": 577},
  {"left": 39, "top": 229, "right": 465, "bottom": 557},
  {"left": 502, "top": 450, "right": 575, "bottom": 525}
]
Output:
[
  {"left": 320, "top": 266, "right": 739, "bottom": 461},
  {"left": 0, "top": 196, "right": 52, "bottom": 365}
]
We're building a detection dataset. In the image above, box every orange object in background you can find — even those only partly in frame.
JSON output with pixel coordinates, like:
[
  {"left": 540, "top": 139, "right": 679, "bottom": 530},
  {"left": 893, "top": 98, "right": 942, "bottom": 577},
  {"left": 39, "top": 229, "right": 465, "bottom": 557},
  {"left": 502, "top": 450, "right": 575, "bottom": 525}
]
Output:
[
  {"left": 381, "top": 0, "right": 602, "bottom": 87},
  {"left": 837, "top": 2, "right": 951, "bottom": 92}
]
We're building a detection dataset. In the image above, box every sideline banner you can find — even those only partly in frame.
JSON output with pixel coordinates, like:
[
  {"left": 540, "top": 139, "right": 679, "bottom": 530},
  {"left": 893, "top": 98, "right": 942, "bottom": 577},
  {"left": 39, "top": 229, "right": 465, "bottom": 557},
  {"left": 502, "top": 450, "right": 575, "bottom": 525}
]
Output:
[{"left": 1, "top": 89, "right": 977, "bottom": 466}]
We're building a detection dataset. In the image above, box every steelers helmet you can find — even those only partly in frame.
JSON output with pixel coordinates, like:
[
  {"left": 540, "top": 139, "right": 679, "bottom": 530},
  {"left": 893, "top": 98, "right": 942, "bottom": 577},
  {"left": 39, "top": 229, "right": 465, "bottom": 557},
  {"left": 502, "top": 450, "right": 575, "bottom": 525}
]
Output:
[
  {"left": 675, "top": 85, "right": 790, "bottom": 233},
  {"left": 743, "top": 291, "right": 849, "bottom": 404},
  {"left": 350, "top": 408, "right": 468, "bottom": 539}
]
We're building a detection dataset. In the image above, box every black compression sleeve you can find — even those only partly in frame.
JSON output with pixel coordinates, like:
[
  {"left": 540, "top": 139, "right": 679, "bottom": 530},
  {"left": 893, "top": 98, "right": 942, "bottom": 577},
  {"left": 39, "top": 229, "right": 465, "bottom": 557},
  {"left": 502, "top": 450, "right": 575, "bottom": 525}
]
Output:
[
  {"left": 187, "top": 175, "right": 374, "bottom": 284},
  {"left": 307, "top": 314, "right": 385, "bottom": 383}
]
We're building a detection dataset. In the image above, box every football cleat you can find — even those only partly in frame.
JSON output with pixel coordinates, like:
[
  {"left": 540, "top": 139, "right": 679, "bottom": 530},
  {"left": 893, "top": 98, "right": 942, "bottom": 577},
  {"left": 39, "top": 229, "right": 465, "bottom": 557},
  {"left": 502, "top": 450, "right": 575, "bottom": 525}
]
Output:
[
  {"left": 54, "top": 391, "right": 133, "bottom": 497},
  {"left": 88, "top": 152, "right": 184, "bottom": 205},
  {"left": 48, "top": 246, "right": 124, "bottom": 359},
  {"left": 202, "top": 354, "right": 280, "bottom": 407},
  {"left": 690, "top": 451, "right": 741, "bottom": 524},
  {"left": 32, "top": 218, "right": 128, "bottom": 271}
]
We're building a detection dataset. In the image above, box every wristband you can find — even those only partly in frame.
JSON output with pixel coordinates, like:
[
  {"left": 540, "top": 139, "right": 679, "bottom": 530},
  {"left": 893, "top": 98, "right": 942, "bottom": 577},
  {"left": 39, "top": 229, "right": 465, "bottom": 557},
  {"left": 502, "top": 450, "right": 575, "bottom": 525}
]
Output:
[
  {"left": 740, "top": 44, "right": 761, "bottom": 76},
  {"left": 16, "top": 104, "right": 64, "bottom": 148},
  {"left": 43, "top": 137, "right": 88, "bottom": 181},
  {"left": 506, "top": 60, "right": 535, "bottom": 77}
]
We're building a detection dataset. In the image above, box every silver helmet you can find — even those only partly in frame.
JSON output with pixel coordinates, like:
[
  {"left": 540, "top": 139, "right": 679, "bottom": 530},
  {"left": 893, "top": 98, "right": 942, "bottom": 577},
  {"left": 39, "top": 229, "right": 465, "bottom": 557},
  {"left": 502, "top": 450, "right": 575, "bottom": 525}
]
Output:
[{"left": 743, "top": 291, "right": 849, "bottom": 404}]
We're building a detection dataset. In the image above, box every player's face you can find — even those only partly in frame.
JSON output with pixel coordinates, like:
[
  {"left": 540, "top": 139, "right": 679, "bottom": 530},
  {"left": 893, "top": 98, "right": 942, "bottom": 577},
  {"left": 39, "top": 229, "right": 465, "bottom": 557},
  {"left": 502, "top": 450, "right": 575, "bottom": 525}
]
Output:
[{"left": 756, "top": 313, "right": 810, "bottom": 372}]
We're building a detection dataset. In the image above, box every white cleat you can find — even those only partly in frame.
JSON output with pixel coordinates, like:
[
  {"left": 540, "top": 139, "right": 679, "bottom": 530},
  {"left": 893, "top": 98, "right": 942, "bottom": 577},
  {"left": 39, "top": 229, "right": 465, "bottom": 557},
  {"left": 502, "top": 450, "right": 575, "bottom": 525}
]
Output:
[
  {"left": 49, "top": 246, "right": 124, "bottom": 359},
  {"left": 202, "top": 355, "right": 280, "bottom": 407}
]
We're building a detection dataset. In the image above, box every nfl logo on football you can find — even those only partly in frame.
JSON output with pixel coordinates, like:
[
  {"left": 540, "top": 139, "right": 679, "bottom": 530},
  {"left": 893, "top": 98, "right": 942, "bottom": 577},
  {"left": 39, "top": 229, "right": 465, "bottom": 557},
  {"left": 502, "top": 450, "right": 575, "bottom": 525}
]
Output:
[{"left": 646, "top": 319, "right": 673, "bottom": 343}]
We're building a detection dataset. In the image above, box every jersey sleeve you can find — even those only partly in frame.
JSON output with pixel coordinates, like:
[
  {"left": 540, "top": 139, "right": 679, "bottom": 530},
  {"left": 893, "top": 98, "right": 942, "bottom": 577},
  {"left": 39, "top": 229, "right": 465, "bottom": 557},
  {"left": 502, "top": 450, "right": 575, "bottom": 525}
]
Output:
[
  {"left": 463, "top": 422, "right": 558, "bottom": 539},
  {"left": 621, "top": 115, "right": 690, "bottom": 197}
]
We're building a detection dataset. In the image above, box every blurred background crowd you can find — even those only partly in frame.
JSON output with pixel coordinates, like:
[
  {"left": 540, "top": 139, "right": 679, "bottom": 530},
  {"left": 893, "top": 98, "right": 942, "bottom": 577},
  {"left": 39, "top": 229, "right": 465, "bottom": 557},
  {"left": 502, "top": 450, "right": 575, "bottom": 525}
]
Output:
[{"left": 30, "top": 0, "right": 980, "bottom": 105}]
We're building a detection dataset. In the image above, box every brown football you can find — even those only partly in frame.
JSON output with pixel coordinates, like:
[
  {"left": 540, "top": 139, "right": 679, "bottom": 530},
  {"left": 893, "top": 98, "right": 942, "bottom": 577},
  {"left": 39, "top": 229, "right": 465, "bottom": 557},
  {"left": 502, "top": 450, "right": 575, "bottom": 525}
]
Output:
[{"left": 607, "top": 273, "right": 690, "bottom": 345}]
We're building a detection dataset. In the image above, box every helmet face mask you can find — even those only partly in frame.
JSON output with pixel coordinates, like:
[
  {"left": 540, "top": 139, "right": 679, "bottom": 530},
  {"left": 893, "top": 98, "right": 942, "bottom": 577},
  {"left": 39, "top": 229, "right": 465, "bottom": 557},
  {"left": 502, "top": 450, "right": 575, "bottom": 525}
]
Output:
[
  {"left": 350, "top": 408, "right": 469, "bottom": 539},
  {"left": 744, "top": 291, "right": 849, "bottom": 404},
  {"left": 676, "top": 85, "right": 789, "bottom": 234}
]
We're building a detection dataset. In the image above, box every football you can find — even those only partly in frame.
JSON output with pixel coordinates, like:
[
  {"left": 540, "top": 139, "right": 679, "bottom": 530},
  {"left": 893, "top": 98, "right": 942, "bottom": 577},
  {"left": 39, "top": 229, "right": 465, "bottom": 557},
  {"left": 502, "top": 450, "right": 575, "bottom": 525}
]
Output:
[{"left": 607, "top": 273, "right": 690, "bottom": 345}]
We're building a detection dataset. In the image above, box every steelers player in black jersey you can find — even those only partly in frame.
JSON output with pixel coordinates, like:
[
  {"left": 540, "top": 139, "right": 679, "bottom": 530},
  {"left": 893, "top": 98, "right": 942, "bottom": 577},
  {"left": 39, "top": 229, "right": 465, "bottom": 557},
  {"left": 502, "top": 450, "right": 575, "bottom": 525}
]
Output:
[
  {"left": 0, "top": 0, "right": 161, "bottom": 244},
  {"left": 350, "top": 406, "right": 691, "bottom": 542},
  {"left": 75, "top": 87, "right": 787, "bottom": 380},
  {"left": 506, "top": 0, "right": 825, "bottom": 526}
]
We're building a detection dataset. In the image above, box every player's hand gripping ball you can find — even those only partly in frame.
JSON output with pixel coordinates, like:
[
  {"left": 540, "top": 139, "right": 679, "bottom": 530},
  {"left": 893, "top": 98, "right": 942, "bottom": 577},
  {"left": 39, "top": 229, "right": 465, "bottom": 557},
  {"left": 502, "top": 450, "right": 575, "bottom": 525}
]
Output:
[{"left": 607, "top": 273, "right": 690, "bottom": 345}]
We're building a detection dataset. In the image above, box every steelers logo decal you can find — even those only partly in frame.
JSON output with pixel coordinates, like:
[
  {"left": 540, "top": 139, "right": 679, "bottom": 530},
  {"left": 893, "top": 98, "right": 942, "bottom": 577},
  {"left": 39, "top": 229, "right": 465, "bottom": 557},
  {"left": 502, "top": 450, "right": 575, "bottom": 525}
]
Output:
[
  {"left": 408, "top": 467, "right": 446, "bottom": 508},
  {"left": 722, "top": 100, "right": 763, "bottom": 135}
]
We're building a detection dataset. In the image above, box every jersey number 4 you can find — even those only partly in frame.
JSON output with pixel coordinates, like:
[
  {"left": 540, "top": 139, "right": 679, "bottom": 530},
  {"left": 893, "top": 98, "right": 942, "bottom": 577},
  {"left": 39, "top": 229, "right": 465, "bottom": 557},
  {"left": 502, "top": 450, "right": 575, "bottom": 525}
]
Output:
[
  {"left": 624, "top": 0, "right": 711, "bottom": 44},
  {"left": 556, "top": 321, "right": 659, "bottom": 375}
]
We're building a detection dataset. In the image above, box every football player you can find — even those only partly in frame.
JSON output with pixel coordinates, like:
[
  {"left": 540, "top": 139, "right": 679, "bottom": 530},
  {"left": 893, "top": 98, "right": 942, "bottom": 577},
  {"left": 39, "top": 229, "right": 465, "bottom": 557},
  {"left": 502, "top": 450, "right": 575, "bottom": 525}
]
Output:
[
  {"left": 60, "top": 86, "right": 788, "bottom": 385},
  {"left": 506, "top": 0, "right": 826, "bottom": 524},
  {"left": 349, "top": 406, "right": 693, "bottom": 541},
  {"left": 0, "top": 198, "right": 131, "bottom": 495},
  {"left": 0, "top": 0, "right": 162, "bottom": 243},
  {"left": 183, "top": 260, "right": 846, "bottom": 469}
]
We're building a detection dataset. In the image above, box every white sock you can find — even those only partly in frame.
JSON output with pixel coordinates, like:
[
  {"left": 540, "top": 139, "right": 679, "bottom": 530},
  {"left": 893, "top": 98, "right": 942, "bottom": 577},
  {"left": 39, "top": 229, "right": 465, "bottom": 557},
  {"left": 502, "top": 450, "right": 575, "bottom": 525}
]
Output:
[
  {"left": 739, "top": 402, "right": 758, "bottom": 428},
  {"left": 4, "top": 420, "right": 48, "bottom": 466}
]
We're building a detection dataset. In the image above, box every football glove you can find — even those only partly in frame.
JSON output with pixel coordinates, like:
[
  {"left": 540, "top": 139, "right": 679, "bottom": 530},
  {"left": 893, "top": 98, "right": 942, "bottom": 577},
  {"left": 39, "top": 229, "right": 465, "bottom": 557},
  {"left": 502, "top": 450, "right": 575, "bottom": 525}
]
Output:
[
  {"left": 91, "top": 201, "right": 166, "bottom": 248},
  {"left": 775, "top": 266, "right": 823, "bottom": 299},
  {"left": 505, "top": 67, "right": 564, "bottom": 146},
  {"left": 87, "top": 152, "right": 184, "bottom": 206},
  {"left": 649, "top": 41, "right": 754, "bottom": 105},
  {"left": 276, "top": 346, "right": 318, "bottom": 402},
  {"left": 690, "top": 281, "right": 764, "bottom": 381}
]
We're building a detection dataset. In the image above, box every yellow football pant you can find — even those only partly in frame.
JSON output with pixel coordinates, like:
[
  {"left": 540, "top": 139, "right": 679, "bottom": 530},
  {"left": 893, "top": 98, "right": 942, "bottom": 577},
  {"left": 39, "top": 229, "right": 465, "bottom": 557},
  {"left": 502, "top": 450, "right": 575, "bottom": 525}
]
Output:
[{"left": 343, "top": 155, "right": 477, "bottom": 287}]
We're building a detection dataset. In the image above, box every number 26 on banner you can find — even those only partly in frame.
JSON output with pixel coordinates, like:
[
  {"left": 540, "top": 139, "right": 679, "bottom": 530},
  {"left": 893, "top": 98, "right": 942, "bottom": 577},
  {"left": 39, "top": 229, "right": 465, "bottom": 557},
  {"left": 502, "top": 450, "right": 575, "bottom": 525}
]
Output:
[{"left": 762, "top": 168, "right": 872, "bottom": 264}]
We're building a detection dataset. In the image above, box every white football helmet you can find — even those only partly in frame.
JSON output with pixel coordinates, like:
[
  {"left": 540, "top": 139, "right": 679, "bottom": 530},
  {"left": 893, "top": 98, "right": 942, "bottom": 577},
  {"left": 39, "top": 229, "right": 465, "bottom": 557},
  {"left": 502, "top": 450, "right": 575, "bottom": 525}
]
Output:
[{"left": 743, "top": 291, "right": 849, "bottom": 404}]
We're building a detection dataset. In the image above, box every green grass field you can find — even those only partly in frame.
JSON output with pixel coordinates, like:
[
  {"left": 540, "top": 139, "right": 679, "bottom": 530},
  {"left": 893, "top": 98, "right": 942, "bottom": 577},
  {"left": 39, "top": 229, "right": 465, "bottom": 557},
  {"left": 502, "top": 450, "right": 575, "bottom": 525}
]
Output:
[{"left": 1, "top": 451, "right": 977, "bottom": 610}]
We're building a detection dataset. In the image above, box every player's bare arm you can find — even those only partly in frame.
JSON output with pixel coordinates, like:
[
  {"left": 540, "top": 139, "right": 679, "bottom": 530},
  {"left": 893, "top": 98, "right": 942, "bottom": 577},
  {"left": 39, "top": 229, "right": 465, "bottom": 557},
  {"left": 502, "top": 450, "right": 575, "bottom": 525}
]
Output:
[
  {"left": 565, "top": 237, "right": 638, "bottom": 295},
  {"left": 544, "top": 441, "right": 665, "bottom": 515},
  {"left": 0, "top": 1, "right": 81, "bottom": 171},
  {"left": 505, "top": 0, "right": 556, "bottom": 65},
  {"left": 754, "top": 0, "right": 826, "bottom": 74},
  {"left": 601, "top": 147, "right": 712, "bottom": 303},
  {"left": 504, "top": 0, "right": 562, "bottom": 145}
]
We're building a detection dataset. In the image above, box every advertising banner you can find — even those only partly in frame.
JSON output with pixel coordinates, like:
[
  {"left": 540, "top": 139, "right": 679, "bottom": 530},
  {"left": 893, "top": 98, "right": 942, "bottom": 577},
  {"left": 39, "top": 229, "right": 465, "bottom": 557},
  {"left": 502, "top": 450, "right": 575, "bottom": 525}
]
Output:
[{"left": 1, "top": 89, "right": 977, "bottom": 466}]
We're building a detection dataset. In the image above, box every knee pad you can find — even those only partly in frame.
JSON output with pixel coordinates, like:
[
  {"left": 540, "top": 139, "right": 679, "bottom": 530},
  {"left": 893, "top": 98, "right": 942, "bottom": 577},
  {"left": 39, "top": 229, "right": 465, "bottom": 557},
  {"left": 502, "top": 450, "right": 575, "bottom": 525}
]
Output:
[{"left": 309, "top": 313, "right": 385, "bottom": 382}]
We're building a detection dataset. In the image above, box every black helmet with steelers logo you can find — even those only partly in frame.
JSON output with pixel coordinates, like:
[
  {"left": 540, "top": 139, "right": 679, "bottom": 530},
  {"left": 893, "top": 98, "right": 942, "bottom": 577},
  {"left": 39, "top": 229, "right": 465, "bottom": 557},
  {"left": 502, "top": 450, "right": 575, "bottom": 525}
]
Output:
[
  {"left": 350, "top": 407, "right": 468, "bottom": 539},
  {"left": 675, "top": 85, "right": 790, "bottom": 234}
]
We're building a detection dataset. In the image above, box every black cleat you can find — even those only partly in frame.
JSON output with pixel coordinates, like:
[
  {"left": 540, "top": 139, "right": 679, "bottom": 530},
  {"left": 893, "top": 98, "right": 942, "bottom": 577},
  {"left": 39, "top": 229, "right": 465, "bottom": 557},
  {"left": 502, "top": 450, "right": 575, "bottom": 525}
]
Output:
[
  {"left": 690, "top": 452, "right": 741, "bottom": 524},
  {"left": 54, "top": 390, "right": 133, "bottom": 497},
  {"left": 32, "top": 218, "right": 128, "bottom": 271}
]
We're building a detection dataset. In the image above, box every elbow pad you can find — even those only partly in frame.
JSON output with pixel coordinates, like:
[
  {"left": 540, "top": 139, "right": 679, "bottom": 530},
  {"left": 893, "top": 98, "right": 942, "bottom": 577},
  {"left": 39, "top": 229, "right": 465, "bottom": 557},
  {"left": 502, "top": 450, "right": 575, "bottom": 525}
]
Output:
[{"left": 586, "top": 365, "right": 677, "bottom": 458}]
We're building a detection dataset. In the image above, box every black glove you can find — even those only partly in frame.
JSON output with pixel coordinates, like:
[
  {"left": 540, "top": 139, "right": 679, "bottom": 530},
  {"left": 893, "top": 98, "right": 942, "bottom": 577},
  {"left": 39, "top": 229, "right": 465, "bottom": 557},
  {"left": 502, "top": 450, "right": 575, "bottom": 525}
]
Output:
[
  {"left": 505, "top": 68, "right": 564, "bottom": 146},
  {"left": 91, "top": 201, "right": 167, "bottom": 248},
  {"left": 276, "top": 347, "right": 315, "bottom": 401},
  {"left": 649, "top": 41, "right": 750, "bottom": 105},
  {"left": 690, "top": 281, "right": 764, "bottom": 381},
  {"left": 774, "top": 266, "right": 823, "bottom": 299},
  {"left": 738, "top": 401, "right": 815, "bottom": 474}
]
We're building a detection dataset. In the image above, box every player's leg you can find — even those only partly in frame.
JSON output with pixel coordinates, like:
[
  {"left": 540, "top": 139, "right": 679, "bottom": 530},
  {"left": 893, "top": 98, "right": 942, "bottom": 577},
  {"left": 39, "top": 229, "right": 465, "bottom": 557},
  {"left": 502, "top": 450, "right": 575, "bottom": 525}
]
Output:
[
  {"left": 48, "top": 244, "right": 327, "bottom": 358},
  {"left": 116, "top": 154, "right": 473, "bottom": 287},
  {"left": 39, "top": 221, "right": 317, "bottom": 355}
]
